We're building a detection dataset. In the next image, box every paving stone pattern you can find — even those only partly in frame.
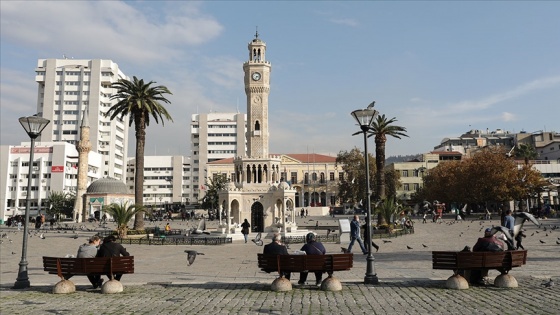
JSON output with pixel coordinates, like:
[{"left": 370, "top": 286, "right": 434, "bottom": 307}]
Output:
[{"left": 1, "top": 215, "right": 559, "bottom": 314}]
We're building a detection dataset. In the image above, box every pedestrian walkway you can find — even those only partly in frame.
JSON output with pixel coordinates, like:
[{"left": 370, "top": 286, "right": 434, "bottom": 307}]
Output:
[{"left": 1, "top": 216, "right": 559, "bottom": 314}]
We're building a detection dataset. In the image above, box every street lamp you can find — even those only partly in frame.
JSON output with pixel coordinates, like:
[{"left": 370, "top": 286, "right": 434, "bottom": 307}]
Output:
[
  {"left": 14, "top": 114, "right": 50, "bottom": 289},
  {"left": 351, "top": 102, "right": 379, "bottom": 285}
]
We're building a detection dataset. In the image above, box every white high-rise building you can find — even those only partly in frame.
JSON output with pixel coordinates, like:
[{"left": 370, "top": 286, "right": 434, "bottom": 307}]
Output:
[
  {"left": 190, "top": 113, "right": 246, "bottom": 201},
  {"left": 0, "top": 142, "right": 103, "bottom": 223},
  {"left": 35, "top": 59, "right": 129, "bottom": 180},
  {"left": 126, "top": 155, "right": 192, "bottom": 212}
]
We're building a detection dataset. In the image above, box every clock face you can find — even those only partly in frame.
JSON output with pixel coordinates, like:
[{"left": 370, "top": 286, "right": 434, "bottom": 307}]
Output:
[{"left": 252, "top": 72, "right": 261, "bottom": 81}]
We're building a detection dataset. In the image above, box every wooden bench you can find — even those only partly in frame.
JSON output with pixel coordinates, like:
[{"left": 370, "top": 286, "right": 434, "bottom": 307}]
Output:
[
  {"left": 432, "top": 250, "right": 527, "bottom": 288},
  {"left": 257, "top": 253, "right": 353, "bottom": 291},
  {"left": 43, "top": 256, "right": 134, "bottom": 293}
]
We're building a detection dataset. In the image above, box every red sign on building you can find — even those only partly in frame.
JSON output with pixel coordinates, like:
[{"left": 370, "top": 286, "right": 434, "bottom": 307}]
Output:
[
  {"left": 51, "top": 166, "right": 64, "bottom": 173},
  {"left": 10, "top": 147, "right": 53, "bottom": 154}
]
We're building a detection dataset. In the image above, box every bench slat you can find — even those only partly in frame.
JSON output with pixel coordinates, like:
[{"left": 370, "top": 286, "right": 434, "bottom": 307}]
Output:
[
  {"left": 432, "top": 250, "right": 527, "bottom": 272},
  {"left": 258, "top": 253, "right": 353, "bottom": 274},
  {"left": 43, "top": 257, "right": 134, "bottom": 277}
]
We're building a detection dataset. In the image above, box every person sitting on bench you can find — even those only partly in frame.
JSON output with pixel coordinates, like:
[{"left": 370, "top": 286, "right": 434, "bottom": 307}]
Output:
[
  {"left": 263, "top": 233, "right": 291, "bottom": 280},
  {"left": 470, "top": 228, "right": 506, "bottom": 285},
  {"left": 96, "top": 235, "right": 130, "bottom": 281}
]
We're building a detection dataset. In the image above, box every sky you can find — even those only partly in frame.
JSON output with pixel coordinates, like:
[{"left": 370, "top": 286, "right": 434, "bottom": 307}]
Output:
[{"left": 1, "top": 1, "right": 559, "bottom": 158}]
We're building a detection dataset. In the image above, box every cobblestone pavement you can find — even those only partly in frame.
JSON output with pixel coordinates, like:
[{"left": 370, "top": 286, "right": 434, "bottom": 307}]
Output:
[{"left": 1, "top": 215, "right": 559, "bottom": 314}]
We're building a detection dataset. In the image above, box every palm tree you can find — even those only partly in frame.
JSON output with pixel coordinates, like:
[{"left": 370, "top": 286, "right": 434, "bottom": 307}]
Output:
[
  {"left": 46, "top": 191, "right": 75, "bottom": 222},
  {"left": 107, "top": 76, "right": 173, "bottom": 231},
  {"left": 515, "top": 143, "right": 538, "bottom": 165},
  {"left": 376, "top": 196, "right": 400, "bottom": 230},
  {"left": 103, "top": 202, "right": 146, "bottom": 239},
  {"left": 371, "top": 114, "right": 408, "bottom": 200}
]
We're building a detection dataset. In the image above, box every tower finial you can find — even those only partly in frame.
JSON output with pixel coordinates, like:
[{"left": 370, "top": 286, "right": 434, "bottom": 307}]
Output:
[{"left": 255, "top": 26, "right": 259, "bottom": 39}]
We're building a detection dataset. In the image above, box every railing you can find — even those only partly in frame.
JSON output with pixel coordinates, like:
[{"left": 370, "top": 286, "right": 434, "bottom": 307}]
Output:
[{"left": 114, "top": 236, "right": 232, "bottom": 246}]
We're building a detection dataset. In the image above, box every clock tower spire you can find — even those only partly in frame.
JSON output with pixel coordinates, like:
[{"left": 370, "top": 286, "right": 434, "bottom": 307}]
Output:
[{"left": 243, "top": 30, "right": 271, "bottom": 158}]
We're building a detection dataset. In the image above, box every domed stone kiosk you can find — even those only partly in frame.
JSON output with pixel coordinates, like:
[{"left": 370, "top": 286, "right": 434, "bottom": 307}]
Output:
[{"left": 84, "top": 177, "right": 134, "bottom": 221}]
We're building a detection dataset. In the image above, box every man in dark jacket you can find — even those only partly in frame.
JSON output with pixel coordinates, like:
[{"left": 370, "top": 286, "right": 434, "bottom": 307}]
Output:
[
  {"left": 263, "top": 233, "right": 290, "bottom": 279},
  {"left": 298, "top": 233, "right": 326, "bottom": 286},
  {"left": 97, "top": 235, "right": 130, "bottom": 281}
]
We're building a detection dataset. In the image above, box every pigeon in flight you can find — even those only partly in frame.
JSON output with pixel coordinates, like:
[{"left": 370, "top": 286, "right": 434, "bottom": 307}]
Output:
[
  {"left": 422, "top": 244, "right": 428, "bottom": 248},
  {"left": 184, "top": 250, "right": 204, "bottom": 266},
  {"left": 251, "top": 233, "right": 263, "bottom": 246}
]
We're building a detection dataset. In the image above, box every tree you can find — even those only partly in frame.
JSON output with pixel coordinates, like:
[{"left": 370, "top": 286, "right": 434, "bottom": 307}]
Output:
[
  {"left": 107, "top": 76, "right": 173, "bottom": 231},
  {"left": 420, "top": 147, "right": 543, "bottom": 207},
  {"left": 103, "top": 202, "right": 146, "bottom": 239},
  {"left": 376, "top": 196, "right": 401, "bottom": 227},
  {"left": 335, "top": 148, "right": 401, "bottom": 210},
  {"left": 200, "top": 174, "right": 229, "bottom": 211},
  {"left": 371, "top": 114, "right": 408, "bottom": 200},
  {"left": 515, "top": 143, "right": 538, "bottom": 165},
  {"left": 46, "top": 191, "right": 75, "bottom": 222},
  {"left": 335, "top": 148, "right": 375, "bottom": 206}
]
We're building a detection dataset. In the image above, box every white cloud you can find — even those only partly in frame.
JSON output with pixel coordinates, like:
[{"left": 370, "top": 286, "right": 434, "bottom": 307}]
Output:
[
  {"left": 447, "top": 75, "right": 560, "bottom": 115},
  {"left": 501, "top": 112, "right": 516, "bottom": 122},
  {"left": 0, "top": 1, "right": 223, "bottom": 64}
]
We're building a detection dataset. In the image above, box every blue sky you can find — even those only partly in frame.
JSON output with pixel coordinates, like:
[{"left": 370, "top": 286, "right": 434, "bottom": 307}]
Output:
[{"left": 1, "top": 1, "right": 559, "bottom": 157}]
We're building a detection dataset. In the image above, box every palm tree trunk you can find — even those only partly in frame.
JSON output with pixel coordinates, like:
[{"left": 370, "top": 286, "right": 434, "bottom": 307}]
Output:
[
  {"left": 375, "top": 139, "right": 386, "bottom": 200},
  {"left": 133, "top": 116, "right": 146, "bottom": 230}
]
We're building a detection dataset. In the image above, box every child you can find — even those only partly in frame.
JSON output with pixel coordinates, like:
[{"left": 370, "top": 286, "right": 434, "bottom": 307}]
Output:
[{"left": 515, "top": 229, "right": 526, "bottom": 250}]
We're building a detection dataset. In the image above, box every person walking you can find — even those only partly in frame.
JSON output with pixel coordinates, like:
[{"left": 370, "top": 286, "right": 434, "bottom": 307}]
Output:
[
  {"left": 241, "top": 219, "right": 251, "bottom": 243},
  {"left": 298, "top": 233, "right": 326, "bottom": 286},
  {"left": 347, "top": 215, "right": 367, "bottom": 254},
  {"left": 504, "top": 210, "right": 515, "bottom": 236}
]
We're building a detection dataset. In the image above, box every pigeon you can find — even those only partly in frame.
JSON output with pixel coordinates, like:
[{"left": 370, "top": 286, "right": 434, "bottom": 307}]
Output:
[
  {"left": 422, "top": 244, "right": 428, "bottom": 248},
  {"left": 382, "top": 240, "right": 392, "bottom": 243},
  {"left": 406, "top": 245, "right": 413, "bottom": 250},
  {"left": 11, "top": 251, "right": 16, "bottom": 255},
  {"left": 539, "top": 240, "right": 546, "bottom": 244},
  {"left": 541, "top": 278, "right": 554, "bottom": 288},
  {"left": 556, "top": 240, "right": 560, "bottom": 245},
  {"left": 184, "top": 250, "right": 204, "bottom": 266},
  {"left": 341, "top": 247, "right": 348, "bottom": 253},
  {"left": 71, "top": 234, "right": 79, "bottom": 239},
  {"left": 40, "top": 233, "right": 45, "bottom": 239},
  {"left": 251, "top": 233, "right": 263, "bottom": 246}
]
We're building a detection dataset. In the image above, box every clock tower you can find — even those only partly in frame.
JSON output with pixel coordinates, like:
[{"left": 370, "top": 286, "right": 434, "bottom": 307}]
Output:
[{"left": 243, "top": 30, "right": 271, "bottom": 158}]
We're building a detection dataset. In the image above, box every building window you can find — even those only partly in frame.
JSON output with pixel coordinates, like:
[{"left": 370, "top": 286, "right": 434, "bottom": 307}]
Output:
[
  {"left": 402, "top": 170, "right": 408, "bottom": 177},
  {"left": 291, "top": 172, "right": 298, "bottom": 184},
  {"left": 413, "top": 183, "right": 419, "bottom": 191},
  {"left": 403, "top": 184, "right": 410, "bottom": 191}
]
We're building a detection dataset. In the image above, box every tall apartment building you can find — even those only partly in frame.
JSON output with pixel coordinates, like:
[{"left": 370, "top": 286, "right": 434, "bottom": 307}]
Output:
[
  {"left": 35, "top": 59, "right": 129, "bottom": 180},
  {"left": 0, "top": 142, "right": 103, "bottom": 223},
  {"left": 190, "top": 113, "right": 246, "bottom": 201},
  {"left": 126, "top": 155, "right": 192, "bottom": 212}
]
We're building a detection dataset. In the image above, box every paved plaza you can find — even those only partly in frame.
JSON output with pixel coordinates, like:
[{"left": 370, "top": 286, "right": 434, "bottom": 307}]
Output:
[{"left": 1, "top": 215, "right": 559, "bottom": 314}]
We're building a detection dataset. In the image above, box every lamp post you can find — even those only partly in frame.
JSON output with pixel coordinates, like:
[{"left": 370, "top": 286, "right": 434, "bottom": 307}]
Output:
[
  {"left": 14, "top": 115, "right": 50, "bottom": 289},
  {"left": 351, "top": 102, "right": 379, "bottom": 285}
]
